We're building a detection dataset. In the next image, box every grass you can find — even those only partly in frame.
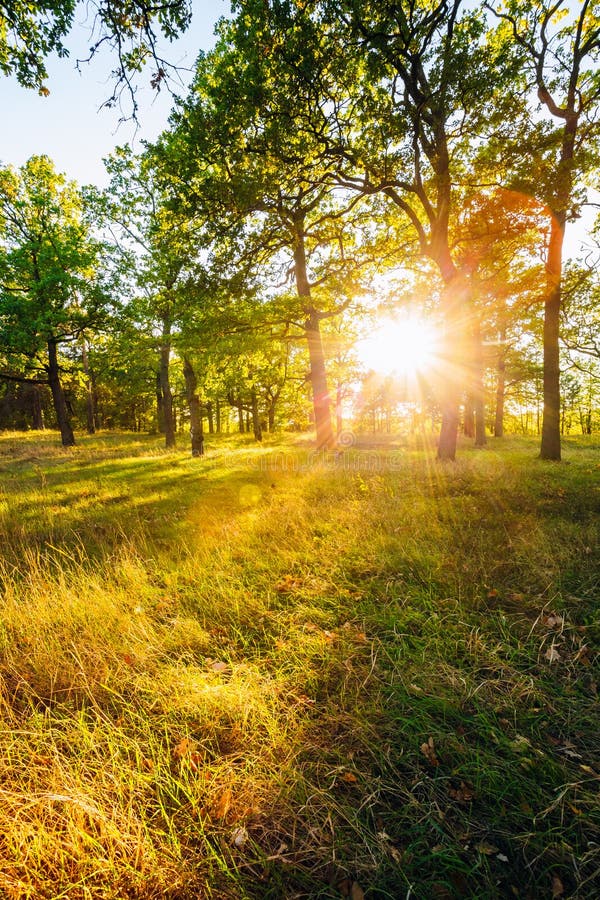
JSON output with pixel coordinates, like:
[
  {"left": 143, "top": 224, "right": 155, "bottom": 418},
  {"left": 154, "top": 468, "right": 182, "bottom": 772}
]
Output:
[{"left": 0, "top": 429, "right": 598, "bottom": 899}]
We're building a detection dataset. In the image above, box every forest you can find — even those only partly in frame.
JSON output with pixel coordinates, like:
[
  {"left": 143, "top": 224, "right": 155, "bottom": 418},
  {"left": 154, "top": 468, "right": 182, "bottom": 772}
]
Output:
[{"left": 0, "top": 1, "right": 599, "bottom": 898}]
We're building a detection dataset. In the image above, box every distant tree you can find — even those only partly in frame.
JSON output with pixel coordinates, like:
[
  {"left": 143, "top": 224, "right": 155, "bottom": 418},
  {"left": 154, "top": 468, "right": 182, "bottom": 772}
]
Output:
[
  {"left": 487, "top": 0, "right": 600, "bottom": 459},
  {"left": 0, "top": 156, "right": 108, "bottom": 445}
]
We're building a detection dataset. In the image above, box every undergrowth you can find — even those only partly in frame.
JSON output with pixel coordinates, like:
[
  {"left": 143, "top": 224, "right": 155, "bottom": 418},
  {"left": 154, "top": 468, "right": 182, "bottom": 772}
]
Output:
[{"left": 0, "top": 431, "right": 598, "bottom": 898}]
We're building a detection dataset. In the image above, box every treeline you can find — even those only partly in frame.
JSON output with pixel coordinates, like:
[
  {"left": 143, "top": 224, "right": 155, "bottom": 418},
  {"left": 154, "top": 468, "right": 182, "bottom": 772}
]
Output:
[{"left": 1, "top": 0, "right": 599, "bottom": 458}]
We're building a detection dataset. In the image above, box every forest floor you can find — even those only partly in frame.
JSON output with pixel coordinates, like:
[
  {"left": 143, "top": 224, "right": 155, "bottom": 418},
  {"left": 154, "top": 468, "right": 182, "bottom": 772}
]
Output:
[{"left": 0, "top": 430, "right": 598, "bottom": 899}]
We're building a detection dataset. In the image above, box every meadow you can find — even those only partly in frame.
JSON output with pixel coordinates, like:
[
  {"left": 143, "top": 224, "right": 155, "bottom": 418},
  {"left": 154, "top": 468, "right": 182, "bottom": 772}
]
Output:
[{"left": 0, "top": 431, "right": 598, "bottom": 899}]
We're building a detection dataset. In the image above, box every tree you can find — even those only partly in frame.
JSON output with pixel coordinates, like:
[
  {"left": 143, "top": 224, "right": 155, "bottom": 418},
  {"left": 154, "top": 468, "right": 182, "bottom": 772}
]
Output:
[
  {"left": 0, "top": 0, "right": 191, "bottom": 115},
  {"left": 0, "top": 156, "right": 108, "bottom": 445},
  {"left": 227, "top": 0, "right": 525, "bottom": 459},
  {"left": 486, "top": 0, "right": 600, "bottom": 459},
  {"left": 155, "top": 22, "right": 388, "bottom": 450}
]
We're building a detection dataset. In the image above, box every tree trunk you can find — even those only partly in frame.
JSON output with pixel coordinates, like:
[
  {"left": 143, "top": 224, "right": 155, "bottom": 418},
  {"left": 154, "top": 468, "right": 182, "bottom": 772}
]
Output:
[
  {"left": 183, "top": 356, "right": 204, "bottom": 457},
  {"left": 47, "top": 339, "right": 75, "bottom": 446},
  {"left": 238, "top": 401, "right": 245, "bottom": 433},
  {"left": 207, "top": 401, "right": 214, "bottom": 434},
  {"left": 463, "top": 397, "right": 475, "bottom": 437},
  {"left": 494, "top": 330, "right": 506, "bottom": 438},
  {"left": 31, "top": 385, "right": 44, "bottom": 430},
  {"left": 436, "top": 272, "right": 467, "bottom": 461},
  {"left": 156, "top": 372, "right": 165, "bottom": 433},
  {"left": 81, "top": 339, "right": 96, "bottom": 435},
  {"left": 216, "top": 398, "right": 221, "bottom": 433},
  {"left": 293, "top": 225, "right": 334, "bottom": 450},
  {"left": 540, "top": 220, "right": 562, "bottom": 460},
  {"left": 268, "top": 399, "right": 276, "bottom": 433},
  {"left": 251, "top": 387, "right": 262, "bottom": 441},
  {"left": 160, "top": 316, "right": 175, "bottom": 449},
  {"left": 473, "top": 319, "right": 486, "bottom": 448}
]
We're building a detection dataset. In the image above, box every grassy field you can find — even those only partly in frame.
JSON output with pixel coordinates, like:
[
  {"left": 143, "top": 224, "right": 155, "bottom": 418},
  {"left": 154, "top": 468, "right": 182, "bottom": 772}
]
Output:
[{"left": 0, "top": 430, "right": 598, "bottom": 899}]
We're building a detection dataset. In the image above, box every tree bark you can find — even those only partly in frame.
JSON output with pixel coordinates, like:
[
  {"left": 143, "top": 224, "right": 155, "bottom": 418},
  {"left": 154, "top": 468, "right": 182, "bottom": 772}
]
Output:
[
  {"left": 216, "top": 398, "right": 221, "bottom": 433},
  {"left": 494, "top": 328, "right": 506, "bottom": 438},
  {"left": 156, "top": 372, "right": 165, "bottom": 433},
  {"left": 183, "top": 356, "right": 204, "bottom": 457},
  {"left": 251, "top": 387, "right": 262, "bottom": 441},
  {"left": 47, "top": 339, "right": 75, "bottom": 446},
  {"left": 463, "top": 397, "right": 475, "bottom": 437},
  {"left": 207, "top": 401, "right": 214, "bottom": 434},
  {"left": 436, "top": 273, "right": 468, "bottom": 461},
  {"left": 31, "top": 385, "right": 44, "bottom": 430},
  {"left": 293, "top": 225, "right": 334, "bottom": 450},
  {"left": 540, "top": 220, "right": 563, "bottom": 459},
  {"left": 473, "top": 318, "right": 487, "bottom": 448},
  {"left": 81, "top": 339, "right": 95, "bottom": 435},
  {"left": 160, "top": 316, "right": 176, "bottom": 449}
]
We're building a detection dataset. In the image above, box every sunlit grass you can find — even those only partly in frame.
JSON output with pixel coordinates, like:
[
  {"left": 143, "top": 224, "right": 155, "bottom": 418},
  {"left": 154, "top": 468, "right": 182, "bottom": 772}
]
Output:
[{"left": 0, "top": 430, "right": 598, "bottom": 897}]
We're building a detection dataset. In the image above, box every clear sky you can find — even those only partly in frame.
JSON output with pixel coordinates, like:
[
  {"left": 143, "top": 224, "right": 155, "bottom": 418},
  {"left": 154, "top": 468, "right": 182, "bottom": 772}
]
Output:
[{"left": 0, "top": 1, "right": 228, "bottom": 187}]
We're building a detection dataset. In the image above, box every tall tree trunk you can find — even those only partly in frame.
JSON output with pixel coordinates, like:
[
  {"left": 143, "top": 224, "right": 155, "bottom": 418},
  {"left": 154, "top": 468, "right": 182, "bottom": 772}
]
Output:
[
  {"left": 216, "top": 398, "right": 221, "bottom": 434},
  {"left": 207, "top": 401, "right": 214, "bottom": 434},
  {"left": 473, "top": 318, "right": 487, "bottom": 448},
  {"left": 183, "top": 356, "right": 204, "bottom": 457},
  {"left": 494, "top": 328, "right": 506, "bottom": 438},
  {"left": 540, "top": 219, "right": 563, "bottom": 459},
  {"left": 251, "top": 387, "right": 262, "bottom": 441},
  {"left": 156, "top": 372, "right": 165, "bottom": 433},
  {"left": 47, "top": 339, "right": 75, "bottom": 447},
  {"left": 463, "top": 397, "right": 475, "bottom": 437},
  {"left": 160, "top": 316, "right": 175, "bottom": 449},
  {"left": 293, "top": 225, "right": 334, "bottom": 450},
  {"left": 436, "top": 270, "right": 468, "bottom": 461},
  {"left": 81, "top": 339, "right": 95, "bottom": 435},
  {"left": 238, "top": 401, "right": 245, "bottom": 433},
  {"left": 31, "top": 385, "right": 44, "bottom": 430}
]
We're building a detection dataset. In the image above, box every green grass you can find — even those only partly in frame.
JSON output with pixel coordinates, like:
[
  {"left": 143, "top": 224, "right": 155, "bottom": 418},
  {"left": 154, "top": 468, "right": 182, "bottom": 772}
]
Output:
[{"left": 0, "top": 430, "right": 598, "bottom": 898}]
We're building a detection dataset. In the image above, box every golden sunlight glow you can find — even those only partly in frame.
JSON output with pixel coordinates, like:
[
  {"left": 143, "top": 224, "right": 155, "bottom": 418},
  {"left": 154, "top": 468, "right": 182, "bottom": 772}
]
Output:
[{"left": 356, "top": 314, "right": 439, "bottom": 376}]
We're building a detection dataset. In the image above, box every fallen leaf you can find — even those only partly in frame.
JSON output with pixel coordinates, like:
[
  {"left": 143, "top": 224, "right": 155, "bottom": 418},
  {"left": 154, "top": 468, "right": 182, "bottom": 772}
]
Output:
[
  {"left": 173, "top": 737, "right": 193, "bottom": 759},
  {"left": 420, "top": 736, "right": 439, "bottom": 766},
  {"left": 350, "top": 883, "right": 365, "bottom": 900},
  {"left": 448, "top": 781, "right": 476, "bottom": 803},
  {"left": 213, "top": 788, "right": 232, "bottom": 820},
  {"left": 340, "top": 771, "right": 358, "bottom": 784},
  {"left": 211, "top": 661, "right": 228, "bottom": 673},
  {"left": 543, "top": 614, "right": 564, "bottom": 629},
  {"left": 545, "top": 645, "right": 561, "bottom": 663},
  {"left": 496, "top": 853, "right": 509, "bottom": 863},
  {"left": 189, "top": 751, "right": 203, "bottom": 772},
  {"left": 551, "top": 873, "right": 565, "bottom": 898}
]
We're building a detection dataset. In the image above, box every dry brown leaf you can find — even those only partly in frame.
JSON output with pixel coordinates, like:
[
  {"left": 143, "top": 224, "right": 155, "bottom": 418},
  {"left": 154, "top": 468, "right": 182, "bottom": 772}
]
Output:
[
  {"left": 545, "top": 645, "right": 561, "bottom": 663},
  {"left": 213, "top": 788, "right": 232, "bottom": 820},
  {"left": 211, "top": 660, "right": 228, "bottom": 673},
  {"left": 173, "top": 737, "right": 193, "bottom": 759},
  {"left": 448, "top": 781, "right": 476, "bottom": 803},
  {"left": 420, "top": 736, "right": 439, "bottom": 766},
  {"left": 551, "top": 873, "right": 565, "bottom": 898},
  {"left": 350, "top": 883, "right": 365, "bottom": 900},
  {"left": 340, "top": 771, "right": 358, "bottom": 784},
  {"left": 543, "top": 614, "right": 564, "bottom": 629}
]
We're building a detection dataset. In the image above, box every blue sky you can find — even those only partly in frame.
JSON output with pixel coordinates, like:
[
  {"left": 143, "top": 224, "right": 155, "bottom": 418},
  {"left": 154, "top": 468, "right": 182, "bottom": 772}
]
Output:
[{"left": 0, "top": 1, "right": 227, "bottom": 187}]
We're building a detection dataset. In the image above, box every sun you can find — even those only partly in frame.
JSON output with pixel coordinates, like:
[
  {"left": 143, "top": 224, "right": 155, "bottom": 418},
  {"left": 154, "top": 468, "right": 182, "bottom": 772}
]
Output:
[{"left": 356, "top": 314, "right": 439, "bottom": 376}]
